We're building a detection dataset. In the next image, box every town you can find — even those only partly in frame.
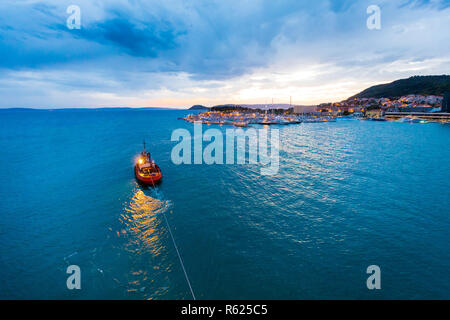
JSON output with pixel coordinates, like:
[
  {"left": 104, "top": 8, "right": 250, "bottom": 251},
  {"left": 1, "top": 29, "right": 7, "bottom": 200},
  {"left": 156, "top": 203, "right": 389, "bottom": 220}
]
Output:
[{"left": 183, "top": 93, "right": 450, "bottom": 126}]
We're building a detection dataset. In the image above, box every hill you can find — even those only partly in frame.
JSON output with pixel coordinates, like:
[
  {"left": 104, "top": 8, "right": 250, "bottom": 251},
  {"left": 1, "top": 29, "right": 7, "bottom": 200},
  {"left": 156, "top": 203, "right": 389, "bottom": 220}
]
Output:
[
  {"left": 189, "top": 105, "right": 209, "bottom": 110},
  {"left": 351, "top": 75, "right": 450, "bottom": 99}
]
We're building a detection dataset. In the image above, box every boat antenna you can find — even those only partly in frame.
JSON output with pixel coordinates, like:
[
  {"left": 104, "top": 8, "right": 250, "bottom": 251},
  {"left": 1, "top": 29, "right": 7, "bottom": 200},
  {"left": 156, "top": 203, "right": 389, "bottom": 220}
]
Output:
[{"left": 143, "top": 139, "right": 146, "bottom": 151}]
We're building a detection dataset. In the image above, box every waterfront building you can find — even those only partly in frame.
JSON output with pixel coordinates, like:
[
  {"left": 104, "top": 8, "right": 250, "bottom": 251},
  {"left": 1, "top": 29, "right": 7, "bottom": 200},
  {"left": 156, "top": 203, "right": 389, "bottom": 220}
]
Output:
[
  {"left": 293, "top": 105, "right": 317, "bottom": 114},
  {"left": 365, "top": 108, "right": 384, "bottom": 119}
]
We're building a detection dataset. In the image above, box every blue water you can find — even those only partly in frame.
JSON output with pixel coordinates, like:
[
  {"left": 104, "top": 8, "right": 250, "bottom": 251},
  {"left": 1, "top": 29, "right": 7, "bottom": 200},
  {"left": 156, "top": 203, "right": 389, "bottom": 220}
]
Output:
[{"left": 0, "top": 109, "right": 449, "bottom": 299}]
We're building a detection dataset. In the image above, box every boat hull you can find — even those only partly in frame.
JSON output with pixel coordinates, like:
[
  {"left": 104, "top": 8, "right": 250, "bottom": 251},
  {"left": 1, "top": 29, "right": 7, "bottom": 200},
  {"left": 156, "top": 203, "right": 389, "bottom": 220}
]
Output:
[{"left": 134, "top": 164, "right": 162, "bottom": 186}]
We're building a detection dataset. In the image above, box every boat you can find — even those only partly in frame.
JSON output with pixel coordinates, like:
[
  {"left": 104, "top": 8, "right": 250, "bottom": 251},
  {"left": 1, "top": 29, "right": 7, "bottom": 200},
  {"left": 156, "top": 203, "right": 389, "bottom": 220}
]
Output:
[
  {"left": 302, "top": 118, "right": 321, "bottom": 123},
  {"left": 370, "top": 117, "right": 387, "bottom": 121},
  {"left": 288, "top": 118, "right": 301, "bottom": 124},
  {"left": 258, "top": 110, "right": 274, "bottom": 125},
  {"left": 400, "top": 115, "right": 425, "bottom": 123},
  {"left": 134, "top": 141, "right": 162, "bottom": 186},
  {"left": 233, "top": 121, "right": 249, "bottom": 127},
  {"left": 258, "top": 115, "right": 275, "bottom": 125},
  {"left": 276, "top": 117, "right": 290, "bottom": 125}
]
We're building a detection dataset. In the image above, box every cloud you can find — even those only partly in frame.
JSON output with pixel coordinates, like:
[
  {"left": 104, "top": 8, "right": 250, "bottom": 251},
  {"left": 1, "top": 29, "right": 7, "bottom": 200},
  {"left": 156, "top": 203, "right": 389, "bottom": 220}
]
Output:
[{"left": 0, "top": 0, "right": 449, "bottom": 108}]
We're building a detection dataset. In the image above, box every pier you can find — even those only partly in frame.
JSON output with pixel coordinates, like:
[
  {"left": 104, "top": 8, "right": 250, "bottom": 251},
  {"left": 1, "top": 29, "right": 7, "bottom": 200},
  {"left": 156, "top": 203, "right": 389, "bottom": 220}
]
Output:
[{"left": 385, "top": 112, "right": 450, "bottom": 121}]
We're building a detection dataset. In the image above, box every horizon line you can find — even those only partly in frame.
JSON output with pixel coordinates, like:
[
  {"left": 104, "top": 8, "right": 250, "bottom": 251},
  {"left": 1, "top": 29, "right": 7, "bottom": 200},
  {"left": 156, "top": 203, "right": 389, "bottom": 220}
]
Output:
[{"left": 0, "top": 106, "right": 189, "bottom": 111}]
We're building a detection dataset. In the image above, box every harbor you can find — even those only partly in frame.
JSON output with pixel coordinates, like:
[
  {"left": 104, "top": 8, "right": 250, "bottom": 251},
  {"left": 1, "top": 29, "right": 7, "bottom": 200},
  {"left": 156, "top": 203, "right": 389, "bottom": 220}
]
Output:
[
  {"left": 181, "top": 110, "right": 336, "bottom": 127},
  {"left": 181, "top": 108, "right": 450, "bottom": 126},
  {"left": 180, "top": 89, "right": 450, "bottom": 126}
]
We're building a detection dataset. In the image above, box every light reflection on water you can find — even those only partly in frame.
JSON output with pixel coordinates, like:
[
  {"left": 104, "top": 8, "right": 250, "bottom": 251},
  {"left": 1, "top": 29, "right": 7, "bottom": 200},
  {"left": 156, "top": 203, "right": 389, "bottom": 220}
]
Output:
[
  {"left": 117, "top": 187, "right": 173, "bottom": 299},
  {"left": 121, "top": 188, "right": 170, "bottom": 256}
]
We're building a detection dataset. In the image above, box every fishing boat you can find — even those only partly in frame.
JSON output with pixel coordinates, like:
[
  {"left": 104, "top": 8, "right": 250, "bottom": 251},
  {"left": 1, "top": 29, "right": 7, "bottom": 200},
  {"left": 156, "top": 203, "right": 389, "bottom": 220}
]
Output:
[{"left": 134, "top": 141, "right": 162, "bottom": 186}]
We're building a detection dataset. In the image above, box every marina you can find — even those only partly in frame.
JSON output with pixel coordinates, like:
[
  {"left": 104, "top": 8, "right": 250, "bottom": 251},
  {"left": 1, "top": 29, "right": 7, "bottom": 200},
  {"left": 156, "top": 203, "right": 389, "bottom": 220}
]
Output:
[
  {"left": 181, "top": 110, "right": 336, "bottom": 127},
  {"left": 181, "top": 109, "right": 450, "bottom": 127}
]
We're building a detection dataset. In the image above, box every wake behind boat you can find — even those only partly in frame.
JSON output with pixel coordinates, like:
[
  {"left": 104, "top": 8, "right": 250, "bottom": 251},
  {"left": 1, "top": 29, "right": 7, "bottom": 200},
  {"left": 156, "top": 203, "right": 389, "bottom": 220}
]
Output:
[{"left": 134, "top": 141, "right": 162, "bottom": 186}]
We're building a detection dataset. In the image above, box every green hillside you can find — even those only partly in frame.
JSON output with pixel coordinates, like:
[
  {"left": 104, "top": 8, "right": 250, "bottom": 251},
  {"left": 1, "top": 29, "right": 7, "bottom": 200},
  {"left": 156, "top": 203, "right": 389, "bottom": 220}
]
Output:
[{"left": 351, "top": 75, "right": 450, "bottom": 99}]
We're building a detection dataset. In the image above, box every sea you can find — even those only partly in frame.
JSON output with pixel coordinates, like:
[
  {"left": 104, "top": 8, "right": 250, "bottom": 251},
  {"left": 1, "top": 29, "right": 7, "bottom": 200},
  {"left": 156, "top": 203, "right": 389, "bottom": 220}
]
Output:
[{"left": 0, "top": 108, "right": 449, "bottom": 299}]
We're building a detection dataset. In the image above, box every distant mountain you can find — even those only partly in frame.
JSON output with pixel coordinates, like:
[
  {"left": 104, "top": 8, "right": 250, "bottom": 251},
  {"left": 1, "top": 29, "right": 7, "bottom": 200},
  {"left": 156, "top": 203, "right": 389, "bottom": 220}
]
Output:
[
  {"left": 351, "top": 75, "right": 450, "bottom": 99},
  {"left": 189, "top": 105, "right": 209, "bottom": 110}
]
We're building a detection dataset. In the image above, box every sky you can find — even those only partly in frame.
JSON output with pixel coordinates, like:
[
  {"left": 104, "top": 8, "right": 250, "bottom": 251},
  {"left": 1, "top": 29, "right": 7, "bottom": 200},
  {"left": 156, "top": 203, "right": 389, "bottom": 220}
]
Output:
[{"left": 0, "top": 0, "right": 449, "bottom": 108}]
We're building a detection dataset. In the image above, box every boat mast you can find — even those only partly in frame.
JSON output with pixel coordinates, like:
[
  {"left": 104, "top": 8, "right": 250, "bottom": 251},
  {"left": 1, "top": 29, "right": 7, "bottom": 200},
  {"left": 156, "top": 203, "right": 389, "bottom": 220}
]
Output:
[{"left": 143, "top": 139, "right": 146, "bottom": 152}]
